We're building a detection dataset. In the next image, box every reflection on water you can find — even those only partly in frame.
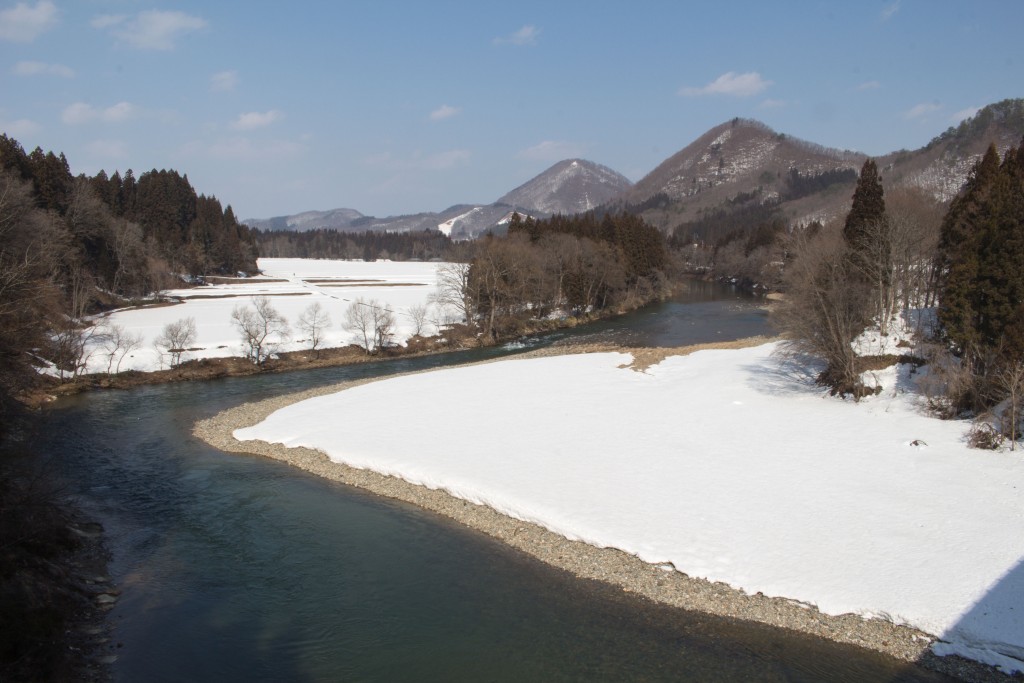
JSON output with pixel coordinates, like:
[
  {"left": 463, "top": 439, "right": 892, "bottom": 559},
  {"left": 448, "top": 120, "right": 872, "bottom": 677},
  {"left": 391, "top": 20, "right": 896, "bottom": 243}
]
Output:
[{"left": 41, "top": 285, "right": 953, "bottom": 681}]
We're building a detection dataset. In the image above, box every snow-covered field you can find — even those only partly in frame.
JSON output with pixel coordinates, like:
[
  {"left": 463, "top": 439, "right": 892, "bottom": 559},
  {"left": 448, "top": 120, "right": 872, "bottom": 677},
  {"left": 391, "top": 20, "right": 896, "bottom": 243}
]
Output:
[
  {"left": 81, "top": 258, "right": 447, "bottom": 373},
  {"left": 235, "top": 343, "right": 1024, "bottom": 673}
]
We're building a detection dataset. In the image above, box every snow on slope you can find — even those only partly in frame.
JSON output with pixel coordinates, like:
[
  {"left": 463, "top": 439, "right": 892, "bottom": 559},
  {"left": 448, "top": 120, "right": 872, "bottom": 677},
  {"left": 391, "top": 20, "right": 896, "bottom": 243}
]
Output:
[
  {"left": 80, "top": 258, "right": 446, "bottom": 373},
  {"left": 236, "top": 344, "right": 1024, "bottom": 673}
]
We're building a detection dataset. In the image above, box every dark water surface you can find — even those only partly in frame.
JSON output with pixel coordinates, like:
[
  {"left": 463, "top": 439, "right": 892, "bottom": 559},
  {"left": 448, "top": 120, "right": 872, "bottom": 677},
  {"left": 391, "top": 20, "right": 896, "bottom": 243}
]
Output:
[{"left": 41, "top": 283, "right": 951, "bottom": 681}]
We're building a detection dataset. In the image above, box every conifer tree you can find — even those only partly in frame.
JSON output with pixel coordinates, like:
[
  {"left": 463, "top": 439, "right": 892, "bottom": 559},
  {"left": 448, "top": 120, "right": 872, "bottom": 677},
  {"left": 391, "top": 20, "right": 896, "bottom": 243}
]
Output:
[{"left": 844, "top": 159, "right": 886, "bottom": 253}]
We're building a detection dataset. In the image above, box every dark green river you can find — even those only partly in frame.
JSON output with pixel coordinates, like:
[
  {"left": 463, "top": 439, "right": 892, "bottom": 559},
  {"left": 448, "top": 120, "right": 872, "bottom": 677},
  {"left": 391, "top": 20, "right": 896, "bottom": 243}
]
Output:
[{"left": 40, "top": 282, "right": 952, "bottom": 681}]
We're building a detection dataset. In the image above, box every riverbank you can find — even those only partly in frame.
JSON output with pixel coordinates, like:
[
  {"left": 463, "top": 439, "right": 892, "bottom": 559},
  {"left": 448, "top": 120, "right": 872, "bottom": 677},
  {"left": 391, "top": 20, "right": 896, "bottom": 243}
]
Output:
[{"left": 194, "top": 339, "right": 1015, "bottom": 683}]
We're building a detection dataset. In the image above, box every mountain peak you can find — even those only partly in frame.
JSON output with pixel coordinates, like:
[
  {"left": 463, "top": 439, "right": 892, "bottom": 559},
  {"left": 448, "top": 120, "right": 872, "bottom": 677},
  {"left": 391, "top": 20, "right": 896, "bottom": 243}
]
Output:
[{"left": 497, "top": 158, "right": 633, "bottom": 215}]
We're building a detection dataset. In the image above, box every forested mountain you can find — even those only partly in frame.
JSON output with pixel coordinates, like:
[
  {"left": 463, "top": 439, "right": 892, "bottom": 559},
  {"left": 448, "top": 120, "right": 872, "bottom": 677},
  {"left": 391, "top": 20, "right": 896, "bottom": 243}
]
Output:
[{"left": 618, "top": 99, "right": 1024, "bottom": 241}]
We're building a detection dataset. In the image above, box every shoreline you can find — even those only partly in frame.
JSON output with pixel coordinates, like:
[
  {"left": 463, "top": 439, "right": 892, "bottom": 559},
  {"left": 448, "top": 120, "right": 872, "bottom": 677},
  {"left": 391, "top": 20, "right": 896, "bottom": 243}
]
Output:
[{"left": 192, "top": 339, "right": 1008, "bottom": 683}]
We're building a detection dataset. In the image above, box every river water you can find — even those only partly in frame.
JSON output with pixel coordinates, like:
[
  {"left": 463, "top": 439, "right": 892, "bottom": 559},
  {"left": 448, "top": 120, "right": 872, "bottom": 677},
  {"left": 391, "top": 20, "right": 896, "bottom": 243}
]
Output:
[{"left": 41, "top": 282, "right": 952, "bottom": 681}]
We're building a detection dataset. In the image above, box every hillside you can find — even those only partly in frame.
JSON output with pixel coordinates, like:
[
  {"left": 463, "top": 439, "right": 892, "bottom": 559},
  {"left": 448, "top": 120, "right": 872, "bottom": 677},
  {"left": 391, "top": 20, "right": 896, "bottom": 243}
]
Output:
[
  {"left": 620, "top": 99, "right": 1024, "bottom": 235},
  {"left": 497, "top": 159, "right": 633, "bottom": 215}
]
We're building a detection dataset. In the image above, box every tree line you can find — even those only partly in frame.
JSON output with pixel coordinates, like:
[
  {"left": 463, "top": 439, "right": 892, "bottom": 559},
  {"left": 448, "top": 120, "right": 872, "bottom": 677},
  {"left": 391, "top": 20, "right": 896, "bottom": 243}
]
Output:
[
  {"left": 439, "top": 211, "right": 671, "bottom": 340},
  {"left": 254, "top": 227, "right": 452, "bottom": 261}
]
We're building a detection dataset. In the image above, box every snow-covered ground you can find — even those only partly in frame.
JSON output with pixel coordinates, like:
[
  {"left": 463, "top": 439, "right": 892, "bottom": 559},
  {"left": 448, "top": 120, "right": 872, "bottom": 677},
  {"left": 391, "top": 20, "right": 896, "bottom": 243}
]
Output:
[
  {"left": 80, "top": 258, "right": 447, "bottom": 373},
  {"left": 235, "top": 343, "right": 1024, "bottom": 673}
]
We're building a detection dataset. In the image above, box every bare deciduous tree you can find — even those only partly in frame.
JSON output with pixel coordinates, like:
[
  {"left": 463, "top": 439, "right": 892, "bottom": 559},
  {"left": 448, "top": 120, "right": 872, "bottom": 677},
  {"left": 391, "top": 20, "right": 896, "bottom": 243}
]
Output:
[
  {"left": 430, "top": 261, "right": 474, "bottom": 327},
  {"left": 296, "top": 301, "right": 331, "bottom": 357},
  {"left": 995, "top": 361, "right": 1024, "bottom": 450},
  {"left": 344, "top": 297, "right": 374, "bottom": 354},
  {"left": 773, "top": 223, "right": 873, "bottom": 398},
  {"left": 231, "top": 296, "right": 289, "bottom": 366},
  {"left": 155, "top": 317, "right": 198, "bottom": 367},
  {"left": 99, "top": 322, "right": 143, "bottom": 374},
  {"left": 372, "top": 302, "right": 396, "bottom": 351},
  {"left": 407, "top": 303, "right": 429, "bottom": 337}
]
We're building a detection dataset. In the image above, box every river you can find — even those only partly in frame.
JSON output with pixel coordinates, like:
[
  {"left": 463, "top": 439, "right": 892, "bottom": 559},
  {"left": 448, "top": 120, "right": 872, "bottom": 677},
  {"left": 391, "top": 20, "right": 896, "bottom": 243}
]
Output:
[{"left": 41, "top": 281, "right": 953, "bottom": 681}]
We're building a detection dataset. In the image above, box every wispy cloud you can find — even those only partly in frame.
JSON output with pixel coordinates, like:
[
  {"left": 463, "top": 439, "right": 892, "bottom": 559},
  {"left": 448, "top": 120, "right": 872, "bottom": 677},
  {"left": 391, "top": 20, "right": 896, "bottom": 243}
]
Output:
[
  {"left": 92, "top": 10, "right": 206, "bottom": 50},
  {"left": 516, "top": 140, "right": 587, "bottom": 162},
  {"left": 493, "top": 24, "right": 539, "bottom": 46},
  {"left": 881, "top": 1, "right": 900, "bottom": 21},
  {"left": 757, "top": 99, "right": 786, "bottom": 110},
  {"left": 365, "top": 149, "right": 472, "bottom": 171},
  {"left": 62, "top": 101, "right": 137, "bottom": 125},
  {"left": 0, "top": 0, "right": 57, "bottom": 42},
  {"left": 430, "top": 104, "right": 460, "bottom": 121},
  {"left": 856, "top": 80, "right": 881, "bottom": 91},
  {"left": 0, "top": 117, "right": 41, "bottom": 137},
  {"left": 951, "top": 106, "right": 980, "bottom": 124},
  {"left": 230, "top": 110, "right": 283, "bottom": 130},
  {"left": 904, "top": 102, "right": 942, "bottom": 120},
  {"left": 12, "top": 60, "right": 73, "bottom": 78},
  {"left": 210, "top": 70, "right": 238, "bottom": 92},
  {"left": 679, "top": 71, "right": 772, "bottom": 97}
]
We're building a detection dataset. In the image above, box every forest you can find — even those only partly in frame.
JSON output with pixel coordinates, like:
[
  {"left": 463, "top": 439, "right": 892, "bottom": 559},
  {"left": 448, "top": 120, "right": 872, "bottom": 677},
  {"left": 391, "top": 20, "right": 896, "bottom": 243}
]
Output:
[{"left": 0, "top": 135, "right": 257, "bottom": 430}]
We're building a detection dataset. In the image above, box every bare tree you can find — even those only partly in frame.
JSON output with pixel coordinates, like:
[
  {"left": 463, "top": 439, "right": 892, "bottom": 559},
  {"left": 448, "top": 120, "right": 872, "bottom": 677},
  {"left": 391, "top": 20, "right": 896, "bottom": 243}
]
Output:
[
  {"left": 773, "top": 223, "right": 873, "bottom": 398},
  {"left": 431, "top": 262, "right": 474, "bottom": 327},
  {"left": 155, "top": 317, "right": 198, "bottom": 367},
  {"left": 344, "top": 297, "right": 375, "bottom": 354},
  {"left": 995, "top": 361, "right": 1024, "bottom": 450},
  {"left": 372, "top": 302, "right": 396, "bottom": 351},
  {"left": 231, "top": 296, "right": 290, "bottom": 366},
  {"left": 407, "top": 303, "right": 430, "bottom": 337},
  {"left": 51, "top": 322, "right": 99, "bottom": 381},
  {"left": 296, "top": 301, "right": 331, "bottom": 357},
  {"left": 99, "top": 322, "right": 143, "bottom": 374}
]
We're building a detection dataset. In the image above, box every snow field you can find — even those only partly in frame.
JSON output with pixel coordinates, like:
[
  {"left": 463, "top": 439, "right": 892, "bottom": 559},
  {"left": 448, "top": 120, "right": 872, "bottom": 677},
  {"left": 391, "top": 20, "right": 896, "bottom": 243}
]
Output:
[
  {"left": 81, "top": 258, "right": 448, "bottom": 373},
  {"left": 235, "top": 343, "right": 1024, "bottom": 673}
]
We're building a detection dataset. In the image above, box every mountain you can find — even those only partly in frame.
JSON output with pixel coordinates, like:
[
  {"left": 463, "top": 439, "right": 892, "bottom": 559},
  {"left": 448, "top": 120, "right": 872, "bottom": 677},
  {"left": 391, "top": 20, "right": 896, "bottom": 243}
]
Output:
[
  {"left": 243, "top": 158, "right": 630, "bottom": 239},
  {"left": 243, "top": 207, "right": 364, "bottom": 232},
  {"left": 620, "top": 99, "right": 1024, "bottom": 235},
  {"left": 497, "top": 159, "right": 633, "bottom": 215}
]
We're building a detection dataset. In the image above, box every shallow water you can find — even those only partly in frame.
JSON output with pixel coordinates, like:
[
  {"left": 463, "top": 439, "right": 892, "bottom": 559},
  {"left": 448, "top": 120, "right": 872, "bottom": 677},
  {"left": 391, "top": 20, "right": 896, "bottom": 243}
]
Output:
[{"left": 40, "top": 285, "right": 953, "bottom": 681}]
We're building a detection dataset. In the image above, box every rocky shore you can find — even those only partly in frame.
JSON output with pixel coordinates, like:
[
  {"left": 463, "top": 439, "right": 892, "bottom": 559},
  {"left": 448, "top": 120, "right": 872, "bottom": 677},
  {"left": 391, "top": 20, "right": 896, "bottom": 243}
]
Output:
[{"left": 193, "top": 340, "right": 1011, "bottom": 683}]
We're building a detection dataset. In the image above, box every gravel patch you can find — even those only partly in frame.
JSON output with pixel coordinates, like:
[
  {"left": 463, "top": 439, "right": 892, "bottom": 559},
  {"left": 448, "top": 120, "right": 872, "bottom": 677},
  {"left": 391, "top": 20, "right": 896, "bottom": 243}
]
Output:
[{"left": 193, "top": 340, "right": 1010, "bottom": 682}]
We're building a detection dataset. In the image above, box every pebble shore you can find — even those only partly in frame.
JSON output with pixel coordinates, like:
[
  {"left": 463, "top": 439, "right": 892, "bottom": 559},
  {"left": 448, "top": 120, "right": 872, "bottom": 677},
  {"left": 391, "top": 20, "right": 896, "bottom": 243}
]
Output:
[{"left": 193, "top": 340, "right": 1009, "bottom": 682}]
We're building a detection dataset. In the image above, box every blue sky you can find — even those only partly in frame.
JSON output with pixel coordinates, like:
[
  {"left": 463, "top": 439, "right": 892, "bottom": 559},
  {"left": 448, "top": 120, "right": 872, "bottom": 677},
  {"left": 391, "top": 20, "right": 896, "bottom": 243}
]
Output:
[{"left": 1, "top": 1, "right": 1021, "bottom": 219}]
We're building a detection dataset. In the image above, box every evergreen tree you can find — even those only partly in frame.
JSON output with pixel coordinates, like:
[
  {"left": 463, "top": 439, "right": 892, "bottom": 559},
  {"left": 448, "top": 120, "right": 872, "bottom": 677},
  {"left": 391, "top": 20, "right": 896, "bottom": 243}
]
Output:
[{"left": 844, "top": 159, "right": 886, "bottom": 254}]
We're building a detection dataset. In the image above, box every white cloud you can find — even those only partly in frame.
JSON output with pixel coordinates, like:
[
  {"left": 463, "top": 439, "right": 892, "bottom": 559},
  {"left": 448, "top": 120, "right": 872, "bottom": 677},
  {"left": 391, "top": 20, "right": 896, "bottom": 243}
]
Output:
[
  {"left": 904, "top": 102, "right": 942, "bottom": 120},
  {"left": 516, "top": 140, "right": 587, "bottom": 162},
  {"left": 0, "top": 1, "right": 57, "bottom": 42},
  {"left": 951, "top": 106, "right": 981, "bottom": 124},
  {"left": 86, "top": 139, "right": 128, "bottom": 159},
  {"left": 493, "top": 24, "right": 539, "bottom": 46},
  {"left": 0, "top": 117, "right": 41, "bottom": 137},
  {"left": 881, "top": 1, "right": 900, "bottom": 21},
  {"left": 210, "top": 70, "right": 239, "bottom": 92},
  {"left": 62, "top": 101, "right": 137, "bottom": 125},
  {"left": 12, "top": 60, "right": 74, "bottom": 77},
  {"left": 856, "top": 80, "right": 881, "bottom": 91},
  {"left": 679, "top": 71, "right": 772, "bottom": 97},
  {"left": 94, "top": 9, "right": 206, "bottom": 50},
  {"left": 757, "top": 98, "right": 786, "bottom": 110},
  {"left": 430, "top": 104, "right": 460, "bottom": 121},
  {"left": 230, "top": 110, "right": 283, "bottom": 130}
]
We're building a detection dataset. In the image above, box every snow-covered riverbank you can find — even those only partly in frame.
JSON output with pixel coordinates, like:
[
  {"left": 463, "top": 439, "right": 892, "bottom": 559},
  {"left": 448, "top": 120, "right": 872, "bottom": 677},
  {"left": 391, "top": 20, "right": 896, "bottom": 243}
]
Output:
[
  {"left": 79, "top": 258, "right": 445, "bottom": 374},
  {"left": 229, "top": 342, "right": 1024, "bottom": 674}
]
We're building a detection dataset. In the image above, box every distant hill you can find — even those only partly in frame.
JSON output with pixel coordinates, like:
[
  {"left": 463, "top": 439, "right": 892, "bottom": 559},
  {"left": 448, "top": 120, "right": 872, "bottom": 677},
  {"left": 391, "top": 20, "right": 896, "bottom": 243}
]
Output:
[
  {"left": 497, "top": 159, "right": 633, "bottom": 215},
  {"left": 243, "top": 158, "right": 630, "bottom": 239}
]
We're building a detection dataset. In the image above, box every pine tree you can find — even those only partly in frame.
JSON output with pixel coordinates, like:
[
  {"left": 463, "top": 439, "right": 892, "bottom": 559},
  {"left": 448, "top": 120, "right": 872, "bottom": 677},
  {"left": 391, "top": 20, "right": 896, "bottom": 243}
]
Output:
[{"left": 844, "top": 159, "right": 886, "bottom": 253}]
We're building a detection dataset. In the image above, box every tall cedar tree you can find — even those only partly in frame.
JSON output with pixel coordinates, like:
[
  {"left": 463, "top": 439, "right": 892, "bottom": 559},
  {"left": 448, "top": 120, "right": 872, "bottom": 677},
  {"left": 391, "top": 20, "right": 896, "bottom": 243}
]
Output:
[
  {"left": 843, "top": 158, "right": 887, "bottom": 254},
  {"left": 937, "top": 144, "right": 1002, "bottom": 357}
]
